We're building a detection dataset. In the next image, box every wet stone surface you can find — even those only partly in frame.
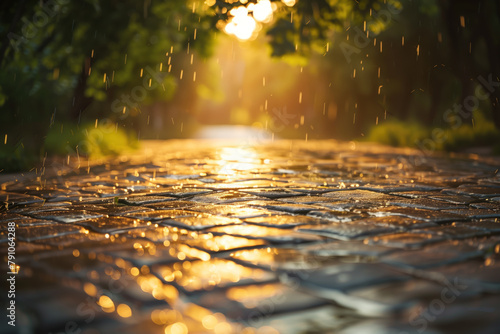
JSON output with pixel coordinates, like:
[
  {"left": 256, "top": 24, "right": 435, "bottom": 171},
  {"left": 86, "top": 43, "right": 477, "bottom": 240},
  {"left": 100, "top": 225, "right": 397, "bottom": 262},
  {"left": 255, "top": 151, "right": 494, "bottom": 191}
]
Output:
[{"left": 1, "top": 140, "right": 500, "bottom": 334}]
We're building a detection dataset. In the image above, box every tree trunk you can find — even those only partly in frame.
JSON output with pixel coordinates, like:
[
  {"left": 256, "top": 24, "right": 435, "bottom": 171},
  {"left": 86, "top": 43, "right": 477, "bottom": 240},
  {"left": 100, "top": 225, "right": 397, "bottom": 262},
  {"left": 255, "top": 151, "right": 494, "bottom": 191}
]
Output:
[
  {"left": 480, "top": 0, "right": 500, "bottom": 128},
  {"left": 70, "top": 58, "right": 93, "bottom": 121},
  {"left": 0, "top": 0, "right": 28, "bottom": 68}
]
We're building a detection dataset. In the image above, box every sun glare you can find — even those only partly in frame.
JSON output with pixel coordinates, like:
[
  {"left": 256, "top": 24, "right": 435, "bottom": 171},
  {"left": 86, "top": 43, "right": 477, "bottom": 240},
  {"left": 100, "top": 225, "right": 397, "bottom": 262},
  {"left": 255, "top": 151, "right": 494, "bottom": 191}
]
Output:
[
  {"left": 282, "top": 0, "right": 296, "bottom": 6},
  {"left": 251, "top": 0, "right": 274, "bottom": 23},
  {"left": 217, "top": 0, "right": 297, "bottom": 41},
  {"left": 224, "top": 7, "right": 257, "bottom": 41}
]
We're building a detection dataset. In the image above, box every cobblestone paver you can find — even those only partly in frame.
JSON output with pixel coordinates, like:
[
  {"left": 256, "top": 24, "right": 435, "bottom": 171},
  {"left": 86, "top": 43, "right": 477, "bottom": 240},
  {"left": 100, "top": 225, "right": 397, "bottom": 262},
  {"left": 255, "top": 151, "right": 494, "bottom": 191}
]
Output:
[{"left": 1, "top": 140, "right": 500, "bottom": 333}]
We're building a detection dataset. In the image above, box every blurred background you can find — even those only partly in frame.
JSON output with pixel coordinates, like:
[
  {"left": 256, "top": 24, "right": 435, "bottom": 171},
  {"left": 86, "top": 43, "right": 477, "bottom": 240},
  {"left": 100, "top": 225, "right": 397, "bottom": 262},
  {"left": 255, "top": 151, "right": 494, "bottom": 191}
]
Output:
[{"left": 1, "top": 0, "right": 500, "bottom": 171}]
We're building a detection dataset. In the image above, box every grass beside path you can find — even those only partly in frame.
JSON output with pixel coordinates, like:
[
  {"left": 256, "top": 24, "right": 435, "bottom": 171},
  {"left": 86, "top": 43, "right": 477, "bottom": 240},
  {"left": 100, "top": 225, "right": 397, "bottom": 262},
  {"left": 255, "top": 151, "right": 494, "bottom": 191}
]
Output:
[
  {"left": 366, "top": 111, "right": 500, "bottom": 154},
  {"left": 0, "top": 122, "right": 138, "bottom": 173},
  {"left": 44, "top": 122, "right": 139, "bottom": 158}
]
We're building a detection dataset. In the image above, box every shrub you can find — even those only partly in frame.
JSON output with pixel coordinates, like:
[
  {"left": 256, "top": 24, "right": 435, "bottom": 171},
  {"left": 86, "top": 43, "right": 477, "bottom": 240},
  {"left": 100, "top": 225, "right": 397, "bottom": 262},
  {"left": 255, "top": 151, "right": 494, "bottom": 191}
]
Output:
[
  {"left": 44, "top": 122, "right": 138, "bottom": 158},
  {"left": 366, "top": 111, "right": 500, "bottom": 154},
  {"left": 366, "top": 119, "right": 430, "bottom": 147}
]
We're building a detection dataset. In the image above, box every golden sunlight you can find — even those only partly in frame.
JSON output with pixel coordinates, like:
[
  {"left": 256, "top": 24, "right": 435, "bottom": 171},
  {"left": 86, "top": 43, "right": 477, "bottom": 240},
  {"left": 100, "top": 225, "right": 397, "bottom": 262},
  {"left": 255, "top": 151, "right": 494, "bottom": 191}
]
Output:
[
  {"left": 217, "top": 147, "right": 260, "bottom": 175},
  {"left": 281, "top": 0, "right": 296, "bottom": 7},
  {"left": 219, "top": 0, "right": 297, "bottom": 40},
  {"left": 251, "top": 0, "right": 274, "bottom": 23},
  {"left": 224, "top": 6, "right": 257, "bottom": 40}
]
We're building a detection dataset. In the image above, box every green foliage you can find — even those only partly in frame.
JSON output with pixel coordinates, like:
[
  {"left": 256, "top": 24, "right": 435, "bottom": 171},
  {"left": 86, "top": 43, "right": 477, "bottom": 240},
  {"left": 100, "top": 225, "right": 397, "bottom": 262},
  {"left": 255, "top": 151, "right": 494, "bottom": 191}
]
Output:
[
  {"left": 0, "top": 141, "right": 35, "bottom": 173},
  {"left": 0, "top": 86, "right": 5, "bottom": 106},
  {"left": 0, "top": 0, "right": 215, "bottom": 171},
  {"left": 440, "top": 111, "right": 500, "bottom": 151},
  {"left": 366, "top": 119, "right": 429, "bottom": 147},
  {"left": 44, "top": 122, "right": 138, "bottom": 158},
  {"left": 367, "top": 111, "right": 500, "bottom": 153},
  {"left": 0, "top": 2, "right": 213, "bottom": 122}
]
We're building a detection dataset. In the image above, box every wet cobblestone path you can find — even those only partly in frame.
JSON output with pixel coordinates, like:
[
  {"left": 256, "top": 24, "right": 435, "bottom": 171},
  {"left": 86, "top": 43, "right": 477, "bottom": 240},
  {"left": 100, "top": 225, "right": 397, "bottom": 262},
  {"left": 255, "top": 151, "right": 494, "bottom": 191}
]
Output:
[{"left": 2, "top": 140, "right": 500, "bottom": 334}]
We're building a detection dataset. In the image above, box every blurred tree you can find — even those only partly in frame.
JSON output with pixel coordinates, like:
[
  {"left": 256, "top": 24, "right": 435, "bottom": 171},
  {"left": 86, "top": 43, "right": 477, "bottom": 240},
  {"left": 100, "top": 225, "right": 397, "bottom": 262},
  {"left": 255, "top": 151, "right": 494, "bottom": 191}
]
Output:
[
  {"left": 211, "top": 0, "right": 500, "bottom": 132},
  {"left": 437, "top": 0, "right": 500, "bottom": 127},
  {"left": 0, "top": 0, "right": 214, "bottom": 167}
]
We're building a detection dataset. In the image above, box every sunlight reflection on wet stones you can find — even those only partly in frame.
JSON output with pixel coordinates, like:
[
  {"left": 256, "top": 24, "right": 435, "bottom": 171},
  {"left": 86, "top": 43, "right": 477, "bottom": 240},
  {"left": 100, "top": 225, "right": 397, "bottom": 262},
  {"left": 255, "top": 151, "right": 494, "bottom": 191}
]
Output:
[
  {"left": 299, "top": 222, "right": 398, "bottom": 241},
  {"left": 243, "top": 215, "right": 325, "bottom": 228},
  {"left": 154, "top": 258, "right": 272, "bottom": 293},
  {"left": 160, "top": 214, "right": 241, "bottom": 231},
  {"left": 208, "top": 224, "right": 323, "bottom": 244},
  {"left": 365, "top": 232, "right": 448, "bottom": 249},
  {"left": 230, "top": 247, "right": 331, "bottom": 272},
  {"left": 16, "top": 223, "right": 86, "bottom": 242},
  {"left": 187, "top": 204, "right": 276, "bottom": 219},
  {"left": 30, "top": 210, "right": 103, "bottom": 223},
  {"left": 2, "top": 140, "right": 500, "bottom": 333},
  {"left": 117, "top": 195, "right": 177, "bottom": 206},
  {"left": 240, "top": 188, "right": 304, "bottom": 199}
]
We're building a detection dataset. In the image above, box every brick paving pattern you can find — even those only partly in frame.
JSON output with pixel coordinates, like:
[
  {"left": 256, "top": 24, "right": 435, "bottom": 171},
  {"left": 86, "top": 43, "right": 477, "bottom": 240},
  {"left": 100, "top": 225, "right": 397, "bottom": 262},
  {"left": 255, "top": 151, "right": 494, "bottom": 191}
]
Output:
[{"left": 1, "top": 140, "right": 500, "bottom": 333}]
